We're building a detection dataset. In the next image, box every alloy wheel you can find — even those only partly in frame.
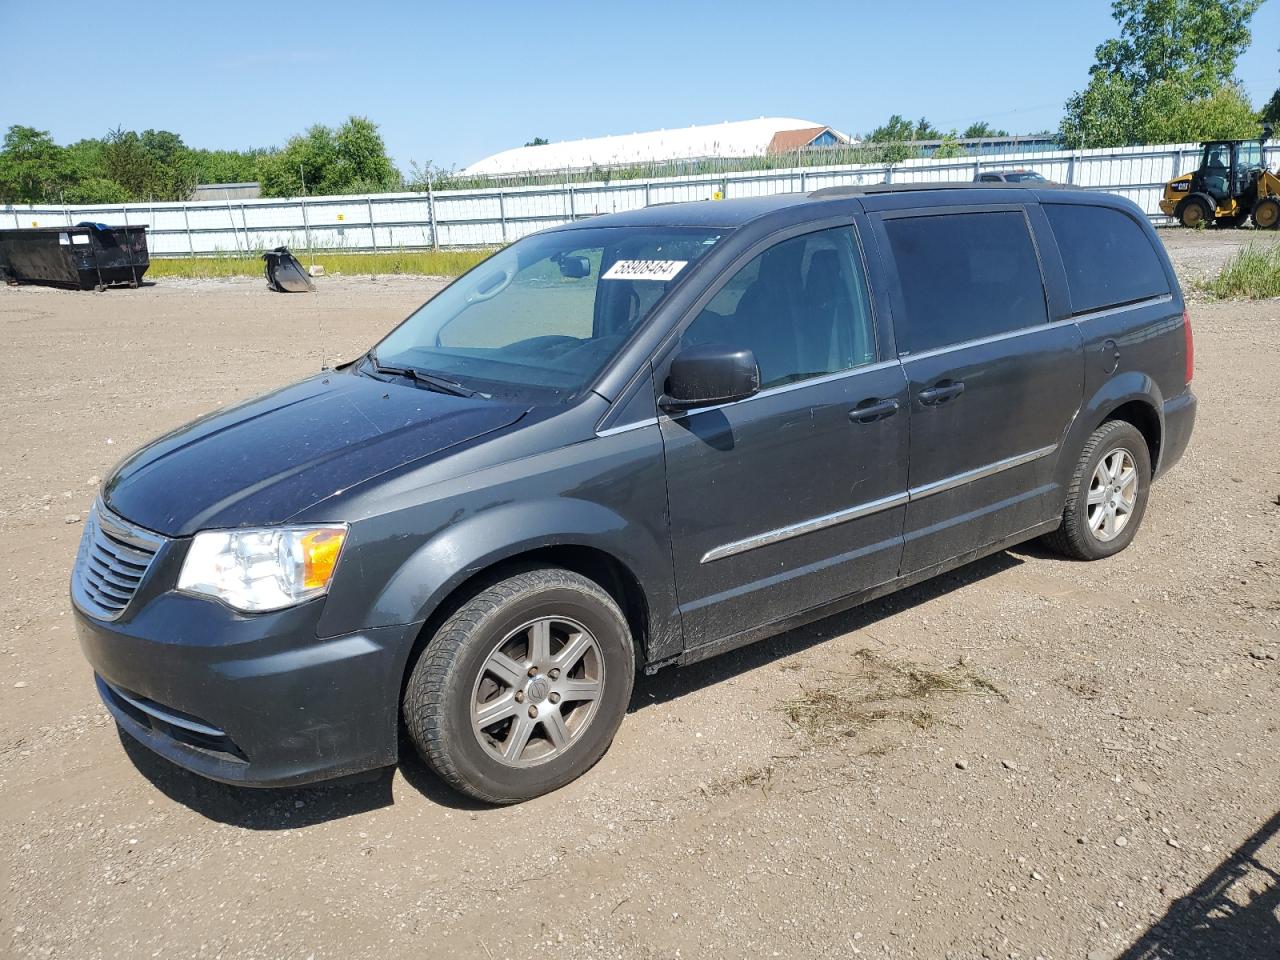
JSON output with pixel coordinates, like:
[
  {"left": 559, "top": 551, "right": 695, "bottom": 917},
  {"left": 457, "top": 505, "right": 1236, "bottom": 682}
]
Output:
[
  {"left": 470, "top": 616, "right": 605, "bottom": 767},
  {"left": 1087, "top": 447, "right": 1138, "bottom": 543}
]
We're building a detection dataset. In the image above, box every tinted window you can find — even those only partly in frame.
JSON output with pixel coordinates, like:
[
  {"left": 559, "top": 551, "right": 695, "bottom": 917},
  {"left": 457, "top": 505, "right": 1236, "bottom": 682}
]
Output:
[
  {"left": 682, "top": 226, "right": 876, "bottom": 390},
  {"left": 1044, "top": 204, "right": 1169, "bottom": 314},
  {"left": 883, "top": 211, "right": 1047, "bottom": 355}
]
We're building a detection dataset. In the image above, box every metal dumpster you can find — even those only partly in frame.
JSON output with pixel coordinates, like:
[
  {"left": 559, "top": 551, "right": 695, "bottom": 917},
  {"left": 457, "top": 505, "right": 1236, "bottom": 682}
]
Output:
[{"left": 0, "top": 224, "right": 149, "bottom": 290}]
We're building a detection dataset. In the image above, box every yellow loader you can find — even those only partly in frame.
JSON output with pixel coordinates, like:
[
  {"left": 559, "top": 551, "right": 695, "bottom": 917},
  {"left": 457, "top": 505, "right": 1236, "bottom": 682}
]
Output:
[{"left": 1161, "top": 124, "right": 1280, "bottom": 229}]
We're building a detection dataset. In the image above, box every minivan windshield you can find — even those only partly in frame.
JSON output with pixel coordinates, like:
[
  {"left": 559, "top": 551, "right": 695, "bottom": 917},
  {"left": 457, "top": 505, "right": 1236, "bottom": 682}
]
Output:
[{"left": 371, "top": 226, "right": 723, "bottom": 402}]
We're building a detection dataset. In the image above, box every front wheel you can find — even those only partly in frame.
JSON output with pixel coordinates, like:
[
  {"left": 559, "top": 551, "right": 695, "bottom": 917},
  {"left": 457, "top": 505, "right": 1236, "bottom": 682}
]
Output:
[
  {"left": 1043, "top": 420, "right": 1152, "bottom": 561},
  {"left": 1253, "top": 197, "right": 1280, "bottom": 230},
  {"left": 403, "top": 567, "right": 635, "bottom": 804},
  {"left": 1178, "top": 197, "right": 1213, "bottom": 229}
]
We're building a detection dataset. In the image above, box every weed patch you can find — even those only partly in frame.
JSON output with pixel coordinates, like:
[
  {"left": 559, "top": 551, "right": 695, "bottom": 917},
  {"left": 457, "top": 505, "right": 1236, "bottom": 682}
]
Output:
[
  {"left": 1198, "top": 242, "right": 1280, "bottom": 300},
  {"left": 783, "top": 649, "right": 1004, "bottom": 742}
]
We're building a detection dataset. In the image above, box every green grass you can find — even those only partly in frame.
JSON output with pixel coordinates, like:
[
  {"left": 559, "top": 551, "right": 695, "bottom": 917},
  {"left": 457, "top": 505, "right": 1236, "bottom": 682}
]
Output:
[
  {"left": 1199, "top": 241, "right": 1280, "bottom": 299},
  {"left": 147, "top": 248, "right": 496, "bottom": 280}
]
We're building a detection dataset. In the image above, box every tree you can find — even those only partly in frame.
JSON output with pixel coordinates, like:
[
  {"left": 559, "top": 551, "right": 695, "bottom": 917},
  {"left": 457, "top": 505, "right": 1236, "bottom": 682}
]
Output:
[
  {"left": 524, "top": 137, "right": 550, "bottom": 147},
  {"left": 332, "top": 116, "right": 400, "bottom": 193},
  {"left": 962, "top": 121, "right": 1010, "bottom": 139},
  {"left": 0, "top": 125, "right": 68, "bottom": 202},
  {"left": 1264, "top": 88, "right": 1280, "bottom": 124},
  {"left": 190, "top": 147, "right": 267, "bottom": 186},
  {"left": 259, "top": 116, "right": 399, "bottom": 197},
  {"left": 1262, "top": 46, "right": 1280, "bottom": 123},
  {"left": 913, "top": 117, "right": 940, "bottom": 140},
  {"left": 1061, "top": 74, "right": 1141, "bottom": 148},
  {"left": 1093, "top": 0, "right": 1262, "bottom": 97},
  {"left": 1137, "top": 80, "right": 1260, "bottom": 142},
  {"left": 1061, "top": 0, "right": 1264, "bottom": 147},
  {"left": 866, "top": 115, "right": 942, "bottom": 142},
  {"left": 95, "top": 127, "right": 198, "bottom": 200},
  {"left": 62, "top": 138, "right": 128, "bottom": 204},
  {"left": 867, "top": 114, "right": 915, "bottom": 142},
  {"left": 932, "top": 133, "right": 969, "bottom": 158}
]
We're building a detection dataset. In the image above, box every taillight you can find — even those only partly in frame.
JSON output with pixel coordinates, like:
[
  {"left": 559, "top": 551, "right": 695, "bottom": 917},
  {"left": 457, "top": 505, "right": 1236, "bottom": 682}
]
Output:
[{"left": 1183, "top": 309, "right": 1194, "bottom": 384}]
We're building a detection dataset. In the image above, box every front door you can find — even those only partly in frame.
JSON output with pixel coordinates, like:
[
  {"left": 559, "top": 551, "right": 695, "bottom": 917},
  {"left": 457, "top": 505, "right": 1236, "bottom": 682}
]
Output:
[
  {"left": 658, "top": 224, "right": 910, "bottom": 650},
  {"left": 873, "top": 206, "right": 1083, "bottom": 574}
]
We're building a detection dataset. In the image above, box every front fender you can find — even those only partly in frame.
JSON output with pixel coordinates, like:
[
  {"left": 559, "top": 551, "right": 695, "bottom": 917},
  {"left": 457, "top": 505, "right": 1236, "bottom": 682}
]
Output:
[{"left": 382, "top": 496, "right": 664, "bottom": 624}]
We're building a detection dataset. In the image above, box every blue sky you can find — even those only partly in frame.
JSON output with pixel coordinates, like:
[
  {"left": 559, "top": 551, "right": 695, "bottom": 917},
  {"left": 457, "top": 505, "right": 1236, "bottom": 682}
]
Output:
[{"left": 2, "top": 0, "right": 1276, "bottom": 172}]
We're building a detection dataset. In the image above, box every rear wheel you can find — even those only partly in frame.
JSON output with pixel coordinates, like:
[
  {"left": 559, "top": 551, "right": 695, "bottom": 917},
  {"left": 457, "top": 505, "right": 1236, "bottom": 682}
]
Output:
[
  {"left": 1178, "top": 197, "right": 1213, "bottom": 229},
  {"left": 1253, "top": 197, "right": 1280, "bottom": 230},
  {"left": 1042, "top": 420, "right": 1152, "bottom": 561},
  {"left": 403, "top": 567, "right": 635, "bottom": 804}
]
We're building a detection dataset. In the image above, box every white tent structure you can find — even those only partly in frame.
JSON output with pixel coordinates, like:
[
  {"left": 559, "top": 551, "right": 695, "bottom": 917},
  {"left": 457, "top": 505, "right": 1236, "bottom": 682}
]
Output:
[{"left": 463, "top": 117, "right": 851, "bottom": 177}]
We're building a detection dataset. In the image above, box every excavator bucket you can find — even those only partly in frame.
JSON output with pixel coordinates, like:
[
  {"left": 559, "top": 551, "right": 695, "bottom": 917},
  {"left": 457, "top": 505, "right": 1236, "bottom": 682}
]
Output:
[{"left": 261, "top": 246, "right": 314, "bottom": 293}]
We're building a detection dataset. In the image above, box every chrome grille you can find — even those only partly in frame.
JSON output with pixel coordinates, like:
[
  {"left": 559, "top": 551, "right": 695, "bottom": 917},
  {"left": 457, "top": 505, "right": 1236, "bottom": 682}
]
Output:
[{"left": 73, "top": 501, "right": 166, "bottom": 621}]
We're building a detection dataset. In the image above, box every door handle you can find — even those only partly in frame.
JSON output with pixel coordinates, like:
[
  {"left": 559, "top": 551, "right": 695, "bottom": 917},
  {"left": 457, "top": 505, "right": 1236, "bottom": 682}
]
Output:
[
  {"left": 918, "top": 381, "right": 965, "bottom": 405},
  {"left": 849, "top": 397, "right": 900, "bottom": 423}
]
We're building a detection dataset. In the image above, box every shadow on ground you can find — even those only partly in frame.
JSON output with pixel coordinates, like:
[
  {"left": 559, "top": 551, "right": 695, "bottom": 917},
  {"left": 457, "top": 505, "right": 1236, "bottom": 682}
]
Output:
[
  {"left": 1117, "top": 809, "right": 1280, "bottom": 960},
  {"left": 632, "top": 550, "right": 1021, "bottom": 709},
  {"left": 120, "top": 549, "right": 1023, "bottom": 827}
]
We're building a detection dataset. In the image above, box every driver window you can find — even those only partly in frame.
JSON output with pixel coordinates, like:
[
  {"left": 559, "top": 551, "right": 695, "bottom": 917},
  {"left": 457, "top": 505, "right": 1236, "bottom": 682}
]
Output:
[
  {"left": 681, "top": 226, "right": 876, "bottom": 390},
  {"left": 439, "top": 249, "right": 601, "bottom": 348}
]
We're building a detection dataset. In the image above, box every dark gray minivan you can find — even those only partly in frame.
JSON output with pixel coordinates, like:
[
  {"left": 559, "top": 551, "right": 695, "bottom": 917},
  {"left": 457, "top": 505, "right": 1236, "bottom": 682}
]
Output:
[{"left": 73, "top": 184, "right": 1196, "bottom": 803}]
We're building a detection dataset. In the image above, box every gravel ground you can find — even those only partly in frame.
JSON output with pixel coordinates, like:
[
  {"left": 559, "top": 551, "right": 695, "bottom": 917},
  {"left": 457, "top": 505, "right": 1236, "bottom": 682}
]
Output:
[{"left": 1, "top": 231, "right": 1278, "bottom": 960}]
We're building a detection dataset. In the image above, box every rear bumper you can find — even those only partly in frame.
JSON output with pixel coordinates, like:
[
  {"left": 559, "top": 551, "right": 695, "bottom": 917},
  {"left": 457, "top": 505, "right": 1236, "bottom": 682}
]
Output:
[
  {"left": 1157, "top": 387, "right": 1197, "bottom": 479},
  {"left": 75, "top": 592, "right": 418, "bottom": 787}
]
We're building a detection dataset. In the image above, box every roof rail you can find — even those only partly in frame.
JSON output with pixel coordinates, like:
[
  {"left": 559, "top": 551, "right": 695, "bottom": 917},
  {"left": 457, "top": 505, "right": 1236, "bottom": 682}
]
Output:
[{"left": 808, "top": 181, "right": 1081, "bottom": 199}]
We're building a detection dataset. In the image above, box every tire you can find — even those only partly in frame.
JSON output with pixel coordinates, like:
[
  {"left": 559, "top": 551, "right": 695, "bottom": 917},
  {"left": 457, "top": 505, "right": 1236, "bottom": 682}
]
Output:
[
  {"left": 1253, "top": 197, "right": 1280, "bottom": 230},
  {"left": 403, "top": 566, "right": 635, "bottom": 804},
  {"left": 1042, "top": 420, "right": 1152, "bottom": 561},
  {"left": 1178, "top": 196, "right": 1213, "bottom": 229}
]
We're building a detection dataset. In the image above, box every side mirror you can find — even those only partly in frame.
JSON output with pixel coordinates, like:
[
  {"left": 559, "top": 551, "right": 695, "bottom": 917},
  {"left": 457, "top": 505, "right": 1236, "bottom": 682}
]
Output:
[
  {"left": 557, "top": 255, "right": 591, "bottom": 279},
  {"left": 660, "top": 343, "right": 760, "bottom": 412}
]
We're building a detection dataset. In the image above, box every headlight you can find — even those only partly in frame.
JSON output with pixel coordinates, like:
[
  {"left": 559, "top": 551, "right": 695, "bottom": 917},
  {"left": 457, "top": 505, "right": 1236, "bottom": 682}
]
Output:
[{"left": 178, "top": 525, "right": 347, "bottom": 612}]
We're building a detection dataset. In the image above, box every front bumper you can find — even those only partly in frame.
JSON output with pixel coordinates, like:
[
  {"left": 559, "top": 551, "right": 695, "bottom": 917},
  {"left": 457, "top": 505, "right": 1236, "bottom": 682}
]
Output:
[
  {"left": 1158, "top": 199, "right": 1177, "bottom": 217},
  {"left": 75, "top": 591, "right": 418, "bottom": 787}
]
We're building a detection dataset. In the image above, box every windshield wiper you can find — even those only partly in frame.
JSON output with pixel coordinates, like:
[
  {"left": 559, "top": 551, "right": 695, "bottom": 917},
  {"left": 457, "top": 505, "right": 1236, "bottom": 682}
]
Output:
[{"left": 368, "top": 357, "right": 479, "bottom": 398}]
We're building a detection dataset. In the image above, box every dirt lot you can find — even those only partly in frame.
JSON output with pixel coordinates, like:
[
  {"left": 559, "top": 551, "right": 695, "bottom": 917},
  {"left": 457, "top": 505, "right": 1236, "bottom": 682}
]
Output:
[{"left": 2, "top": 230, "right": 1278, "bottom": 960}]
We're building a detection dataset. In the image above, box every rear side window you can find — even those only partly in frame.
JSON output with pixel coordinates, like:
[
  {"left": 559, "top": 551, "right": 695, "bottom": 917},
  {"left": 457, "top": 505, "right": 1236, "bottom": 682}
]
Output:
[
  {"left": 883, "top": 211, "right": 1047, "bottom": 355},
  {"left": 1044, "top": 204, "right": 1169, "bottom": 314}
]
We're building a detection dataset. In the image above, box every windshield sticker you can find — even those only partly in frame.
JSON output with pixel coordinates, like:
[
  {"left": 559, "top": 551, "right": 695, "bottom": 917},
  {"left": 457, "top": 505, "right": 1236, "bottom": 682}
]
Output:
[{"left": 602, "top": 259, "right": 688, "bottom": 282}]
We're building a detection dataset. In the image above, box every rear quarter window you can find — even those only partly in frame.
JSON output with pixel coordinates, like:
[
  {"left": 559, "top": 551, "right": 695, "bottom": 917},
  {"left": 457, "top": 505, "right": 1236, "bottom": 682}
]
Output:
[{"left": 1044, "top": 204, "right": 1170, "bottom": 314}]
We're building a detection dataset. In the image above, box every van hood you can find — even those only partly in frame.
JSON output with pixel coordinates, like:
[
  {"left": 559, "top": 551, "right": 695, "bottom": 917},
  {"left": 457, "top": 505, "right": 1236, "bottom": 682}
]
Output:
[{"left": 103, "top": 370, "right": 527, "bottom": 537}]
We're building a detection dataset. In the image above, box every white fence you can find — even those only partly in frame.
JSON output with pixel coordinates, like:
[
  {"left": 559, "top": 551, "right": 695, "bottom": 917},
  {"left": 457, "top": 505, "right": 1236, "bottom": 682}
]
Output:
[{"left": 4, "top": 141, "right": 1277, "bottom": 257}]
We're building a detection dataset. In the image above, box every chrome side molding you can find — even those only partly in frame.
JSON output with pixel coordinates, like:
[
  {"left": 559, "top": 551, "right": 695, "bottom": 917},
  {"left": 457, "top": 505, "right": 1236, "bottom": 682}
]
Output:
[
  {"left": 701, "top": 491, "right": 911, "bottom": 564},
  {"left": 700, "top": 443, "right": 1058, "bottom": 563},
  {"left": 907, "top": 444, "right": 1058, "bottom": 502}
]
